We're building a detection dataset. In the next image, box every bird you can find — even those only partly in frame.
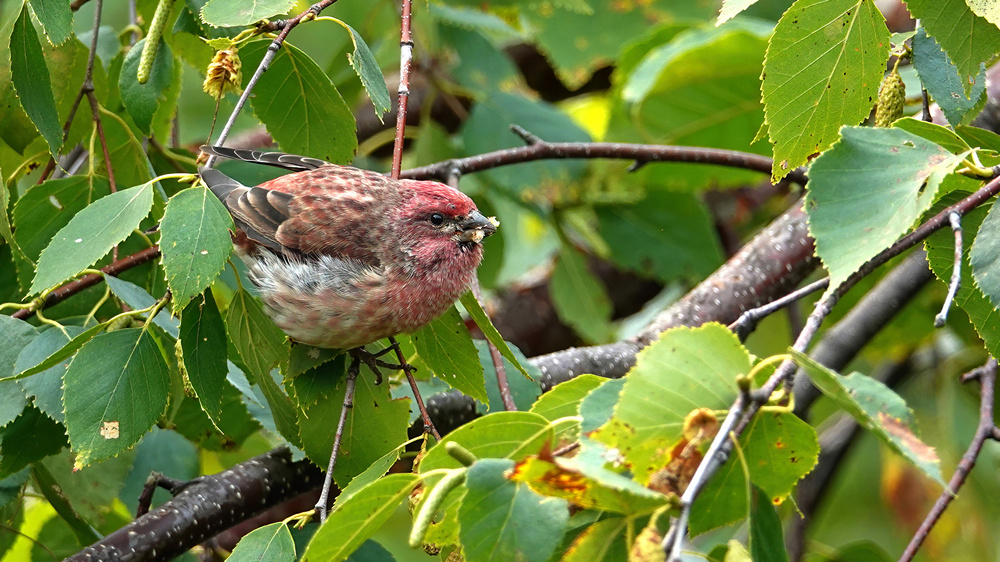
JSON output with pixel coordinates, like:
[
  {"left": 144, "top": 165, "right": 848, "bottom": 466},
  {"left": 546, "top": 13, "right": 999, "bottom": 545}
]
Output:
[{"left": 198, "top": 145, "right": 497, "bottom": 350}]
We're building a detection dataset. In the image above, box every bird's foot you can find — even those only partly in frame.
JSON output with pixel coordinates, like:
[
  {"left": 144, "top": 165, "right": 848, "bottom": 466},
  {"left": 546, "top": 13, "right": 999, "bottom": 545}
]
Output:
[{"left": 350, "top": 345, "right": 415, "bottom": 385}]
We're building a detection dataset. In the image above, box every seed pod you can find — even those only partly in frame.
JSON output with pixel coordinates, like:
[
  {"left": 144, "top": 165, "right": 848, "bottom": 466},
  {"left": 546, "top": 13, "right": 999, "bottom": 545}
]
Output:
[
  {"left": 875, "top": 68, "right": 905, "bottom": 128},
  {"left": 203, "top": 48, "right": 243, "bottom": 100}
]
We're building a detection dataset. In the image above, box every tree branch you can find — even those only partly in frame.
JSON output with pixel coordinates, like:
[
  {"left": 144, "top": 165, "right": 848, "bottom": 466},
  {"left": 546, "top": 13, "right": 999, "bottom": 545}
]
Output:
[{"left": 65, "top": 448, "right": 320, "bottom": 562}]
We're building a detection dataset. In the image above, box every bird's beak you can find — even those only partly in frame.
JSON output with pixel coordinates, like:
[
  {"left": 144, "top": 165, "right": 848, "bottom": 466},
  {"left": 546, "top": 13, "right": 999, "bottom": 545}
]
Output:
[{"left": 457, "top": 210, "right": 498, "bottom": 243}]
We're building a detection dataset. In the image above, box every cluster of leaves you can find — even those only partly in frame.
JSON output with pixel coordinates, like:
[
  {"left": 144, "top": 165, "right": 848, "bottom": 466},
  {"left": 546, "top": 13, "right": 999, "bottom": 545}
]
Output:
[{"left": 0, "top": 0, "right": 999, "bottom": 559}]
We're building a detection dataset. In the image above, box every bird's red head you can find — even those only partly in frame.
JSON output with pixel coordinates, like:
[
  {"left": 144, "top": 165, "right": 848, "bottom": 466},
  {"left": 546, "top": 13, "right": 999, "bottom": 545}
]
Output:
[{"left": 389, "top": 180, "right": 495, "bottom": 275}]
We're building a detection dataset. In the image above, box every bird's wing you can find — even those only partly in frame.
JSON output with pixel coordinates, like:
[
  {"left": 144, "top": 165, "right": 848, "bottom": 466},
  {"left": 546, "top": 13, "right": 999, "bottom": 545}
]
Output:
[
  {"left": 200, "top": 168, "right": 295, "bottom": 254},
  {"left": 201, "top": 165, "right": 401, "bottom": 263},
  {"left": 201, "top": 145, "right": 329, "bottom": 172}
]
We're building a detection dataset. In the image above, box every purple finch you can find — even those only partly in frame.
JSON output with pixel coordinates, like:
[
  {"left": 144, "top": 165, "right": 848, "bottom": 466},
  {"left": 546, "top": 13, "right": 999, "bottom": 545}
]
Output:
[{"left": 199, "top": 145, "right": 497, "bottom": 349}]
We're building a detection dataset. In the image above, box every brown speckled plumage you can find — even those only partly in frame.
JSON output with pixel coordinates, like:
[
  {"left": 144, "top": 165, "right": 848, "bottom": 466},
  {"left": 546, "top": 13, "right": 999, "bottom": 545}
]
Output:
[{"left": 199, "top": 145, "right": 496, "bottom": 349}]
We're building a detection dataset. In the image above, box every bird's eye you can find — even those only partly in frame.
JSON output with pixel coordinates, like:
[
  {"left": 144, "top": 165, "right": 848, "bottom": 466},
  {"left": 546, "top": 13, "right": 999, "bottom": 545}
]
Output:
[{"left": 429, "top": 213, "right": 445, "bottom": 226}]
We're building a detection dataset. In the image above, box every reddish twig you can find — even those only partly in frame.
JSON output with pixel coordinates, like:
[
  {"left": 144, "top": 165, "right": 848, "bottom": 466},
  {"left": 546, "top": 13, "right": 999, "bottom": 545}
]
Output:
[
  {"left": 900, "top": 358, "right": 998, "bottom": 561},
  {"left": 389, "top": 336, "right": 442, "bottom": 439},
  {"left": 37, "top": 0, "right": 108, "bottom": 187},
  {"left": 390, "top": 0, "right": 414, "bottom": 178},
  {"left": 403, "top": 137, "right": 808, "bottom": 187},
  {"left": 471, "top": 278, "right": 516, "bottom": 411},
  {"left": 11, "top": 246, "right": 161, "bottom": 320}
]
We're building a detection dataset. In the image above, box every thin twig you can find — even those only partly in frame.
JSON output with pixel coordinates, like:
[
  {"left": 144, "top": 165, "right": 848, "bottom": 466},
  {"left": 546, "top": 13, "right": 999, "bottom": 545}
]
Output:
[
  {"left": 390, "top": 0, "right": 414, "bottom": 178},
  {"left": 403, "top": 139, "right": 809, "bottom": 187},
  {"left": 934, "top": 211, "right": 962, "bottom": 327},
  {"left": 662, "top": 400, "right": 746, "bottom": 560},
  {"left": 900, "top": 358, "right": 998, "bottom": 561},
  {"left": 471, "top": 278, "right": 516, "bottom": 411},
  {"left": 11, "top": 246, "right": 161, "bottom": 320},
  {"left": 389, "top": 336, "right": 442, "bottom": 440},
  {"left": 315, "top": 357, "right": 358, "bottom": 522},
  {"left": 662, "top": 173, "right": 1000, "bottom": 558},
  {"left": 729, "top": 277, "right": 829, "bottom": 341},
  {"left": 38, "top": 0, "right": 108, "bottom": 185},
  {"left": 205, "top": 0, "right": 340, "bottom": 168}
]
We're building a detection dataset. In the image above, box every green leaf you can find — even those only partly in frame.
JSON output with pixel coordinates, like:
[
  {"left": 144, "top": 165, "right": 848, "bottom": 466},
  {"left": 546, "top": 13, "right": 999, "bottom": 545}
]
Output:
[
  {"left": 303, "top": 473, "right": 419, "bottom": 561},
  {"left": 529, "top": 374, "right": 605, "bottom": 423},
  {"left": 225, "top": 289, "right": 298, "bottom": 445},
  {"left": 27, "top": 0, "right": 73, "bottom": 46},
  {"left": 229, "top": 521, "right": 295, "bottom": 562},
  {"left": 459, "top": 291, "right": 531, "bottom": 379},
  {"left": 180, "top": 291, "right": 229, "bottom": 430},
  {"left": 957, "top": 125, "right": 1000, "bottom": 152},
  {"left": 0, "top": 404, "right": 67, "bottom": 479},
  {"left": 334, "top": 437, "right": 419, "bottom": 509},
  {"left": 12, "top": 175, "right": 111, "bottom": 291},
  {"left": 475, "top": 339, "right": 542, "bottom": 413},
  {"left": 593, "top": 323, "right": 747, "bottom": 480},
  {"left": 160, "top": 186, "right": 233, "bottom": 310},
  {"left": 16, "top": 326, "right": 86, "bottom": 424},
  {"left": 0, "top": 167, "right": 21, "bottom": 261},
  {"left": 510, "top": 455, "right": 668, "bottom": 515},
  {"left": 4, "top": 323, "right": 104, "bottom": 382},
  {"left": 550, "top": 245, "right": 613, "bottom": 343},
  {"left": 63, "top": 329, "right": 170, "bottom": 467},
  {"left": 461, "top": 92, "right": 589, "bottom": 193},
  {"left": 522, "top": 2, "right": 652, "bottom": 90},
  {"left": 119, "top": 38, "right": 175, "bottom": 135},
  {"left": 970, "top": 198, "right": 1000, "bottom": 310},
  {"left": 792, "top": 350, "right": 945, "bottom": 486},
  {"left": 30, "top": 182, "right": 154, "bottom": 294},
  {"left": 0, "top": 316, "right": 38, "bottom": 380},
  {"left": 427, "top": 4, "right": 520, "bottom": 38},
  {"left": 907, "top": 0, "right": 1000, "bottom": 95},
  {"left": 291, "top": 359, "right": 410, "bottom": 487},
  {"left": 689, "top": 447, "right": 745, "bottom": 535},
  {"left": 559, "top": 516, "right": 629, "bottom": 562},
  {"left": 30, "top": 461, "right": 102, "bottom": 545},
  {"left": 749, "top": 485, "right": 788, "bottom": 562},
  {"left": 805, "top": 126, "right": 964, "bottom": 290},
  {"left": 412, "top": 306, "right": 486, "bottom": 403},
  {"left": 718, "top": 0, "right": 760, "bottom": 25},
  {"left": 98, "top": 108, "right": 154, "bottom": 189},
  {"left": 38, "top": 447, "right": 136, "bottom": 528},
  {"left": 200, "top": 0, "right": 296, "bottom": 27},
  {"left": 893, "top": 117, "right": 973, "bottom": 155},
  {"left": 966, "top": 0, "right": 1000, "bottom": 27},
  {"left": 689, "top": 411, "right": 818, "bottom": 535},
  {"left": 10, "top": 4, "right": 62, "bottom": 156},
  {"left": 103, "top": 275, "right": 178, "bottom": 337},
  {"left": 437, "top": 24, "right": 519, "bottom": 96},
  {"left": 419, "top": 411, "right": 554, "bottom": 473},
  {"left": 226, "top": 289, "right": 289, "bottom": 382},
  {"left": 621, "top": 24, "right": 771, "bottom": 190},
  {"left": 459, "top": 459, "right": 569, "bottom": 562},
  {"left": 742, "top": 412, "right": 819, "bottom": 501},
  {"left": 911, "top": 28, "right": 988, "bottom": 127},
  {"left": 579, "top": 377, "right": 625, "bottom": 434},
  {"left": 761, "top": 0, "right": 891, "bottom": 180},
  {"left": 329, "top": 19, "right": 390, "bottom": 121},
  {"left": 596, "top": 189, "right": 722, "bottom": 282},
  {"left": 240, "top": 40, "right": 357, "bottom": 164}
]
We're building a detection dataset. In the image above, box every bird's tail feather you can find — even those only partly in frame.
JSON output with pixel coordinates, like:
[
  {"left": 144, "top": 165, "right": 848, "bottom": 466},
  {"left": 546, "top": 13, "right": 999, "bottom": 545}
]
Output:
[{"left": 200, "top": 145, "right": 329, "bottom": 172}]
